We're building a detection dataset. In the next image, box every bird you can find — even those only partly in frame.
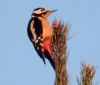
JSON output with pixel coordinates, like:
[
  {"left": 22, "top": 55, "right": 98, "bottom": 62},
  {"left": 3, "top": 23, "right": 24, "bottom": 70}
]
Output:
[{"left": 27, "top": 7, "right": 57, "bottom": 70}]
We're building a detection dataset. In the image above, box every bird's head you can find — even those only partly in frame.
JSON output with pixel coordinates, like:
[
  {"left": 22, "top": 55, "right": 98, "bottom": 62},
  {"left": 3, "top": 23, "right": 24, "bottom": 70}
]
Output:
[{"left": 32, "top": 7, "right": 57, "bottom": 18}]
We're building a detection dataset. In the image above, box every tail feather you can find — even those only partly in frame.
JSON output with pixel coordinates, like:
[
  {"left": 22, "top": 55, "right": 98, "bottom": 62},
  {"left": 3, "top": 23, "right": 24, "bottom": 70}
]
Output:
[
  {"left": 44, "top": 50, "right": 55, "bottom": 70},
  {"left": 42, "top": 58, "right": 46, "bottom": 64}
]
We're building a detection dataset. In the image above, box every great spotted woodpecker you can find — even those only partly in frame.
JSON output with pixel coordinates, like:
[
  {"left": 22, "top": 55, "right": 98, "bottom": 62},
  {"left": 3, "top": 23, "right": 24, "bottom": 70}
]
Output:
[{"left": 27, "top": 8, "right": 57, "bottom": 70}]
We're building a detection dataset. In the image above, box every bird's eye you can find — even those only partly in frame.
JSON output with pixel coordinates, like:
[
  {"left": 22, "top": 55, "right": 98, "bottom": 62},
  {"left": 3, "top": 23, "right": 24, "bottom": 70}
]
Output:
[{"left": 41, "top": 9, "right": 44, "bottom": 11}]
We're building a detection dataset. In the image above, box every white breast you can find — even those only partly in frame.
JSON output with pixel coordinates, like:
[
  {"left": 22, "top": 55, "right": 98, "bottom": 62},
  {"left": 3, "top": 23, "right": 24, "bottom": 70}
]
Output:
[{"left": 39, "top": 17, "right": 52, "bottom": 39}]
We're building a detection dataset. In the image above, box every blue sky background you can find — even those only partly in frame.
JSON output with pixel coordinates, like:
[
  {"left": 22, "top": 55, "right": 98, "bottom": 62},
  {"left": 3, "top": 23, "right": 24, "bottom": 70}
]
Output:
[{"left": 0, "top": 0, "right": 100, "bottom": 85}]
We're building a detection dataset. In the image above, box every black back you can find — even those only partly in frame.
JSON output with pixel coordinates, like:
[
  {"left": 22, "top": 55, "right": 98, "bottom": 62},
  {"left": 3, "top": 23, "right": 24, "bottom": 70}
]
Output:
[
  {"left": 27, "top": 17, "right": 55, "bottom": 70},
  {"left": 27, "top": 17, "right": 44, "bottom": 60},
  {"left": 27, "top": 17, "right": 43, "bottom": 41}
]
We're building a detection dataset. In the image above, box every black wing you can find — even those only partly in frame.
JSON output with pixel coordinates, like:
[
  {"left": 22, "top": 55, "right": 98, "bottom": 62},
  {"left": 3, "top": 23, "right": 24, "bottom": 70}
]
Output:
[
  {"left": 27, "top": 17, "right": 43, "bottom": 42},
  {"left": 27, "top": 17, "right": 45, "bottom": 63},
  {"left": 27, "top": 17, "right": 55, "bottom": 70}
]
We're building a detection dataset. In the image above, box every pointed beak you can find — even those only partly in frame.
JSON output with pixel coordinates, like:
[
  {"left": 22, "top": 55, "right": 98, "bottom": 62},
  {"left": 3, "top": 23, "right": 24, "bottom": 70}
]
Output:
[
  {"left": 49, "top": 9, "right": 57, "bottom": 13},
  {"left": 47, "top": 9, "right": 57, "bottom": 15}
]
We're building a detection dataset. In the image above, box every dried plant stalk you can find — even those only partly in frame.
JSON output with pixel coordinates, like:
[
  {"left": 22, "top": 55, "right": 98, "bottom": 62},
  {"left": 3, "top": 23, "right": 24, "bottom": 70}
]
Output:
[
  {"left": 77, "top": 62, "right": 96, "bottom": 85},
  {"left": 52, "top": 20, "right": 69, "bottom": 85}
]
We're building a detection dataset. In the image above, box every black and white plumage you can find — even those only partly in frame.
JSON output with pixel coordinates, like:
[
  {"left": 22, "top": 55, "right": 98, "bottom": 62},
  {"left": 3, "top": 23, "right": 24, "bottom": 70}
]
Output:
[{"left": 27, "top": 8, "right": 57, "bottom": 70}]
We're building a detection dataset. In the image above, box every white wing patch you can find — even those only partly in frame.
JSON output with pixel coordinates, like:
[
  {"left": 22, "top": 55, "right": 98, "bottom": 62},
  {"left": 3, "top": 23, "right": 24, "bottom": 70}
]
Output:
[{"left": 30, "top": 20, "right": 36, "bottom": 42}]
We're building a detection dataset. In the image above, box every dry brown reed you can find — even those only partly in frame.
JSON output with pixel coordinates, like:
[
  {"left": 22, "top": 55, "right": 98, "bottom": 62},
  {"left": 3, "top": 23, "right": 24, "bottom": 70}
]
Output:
[
  {"left": 77, "top": 62, "right": 96, "bottom": 85},
  {"left": 51, "top": 20, "right": 69, "bottom": 85}
]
